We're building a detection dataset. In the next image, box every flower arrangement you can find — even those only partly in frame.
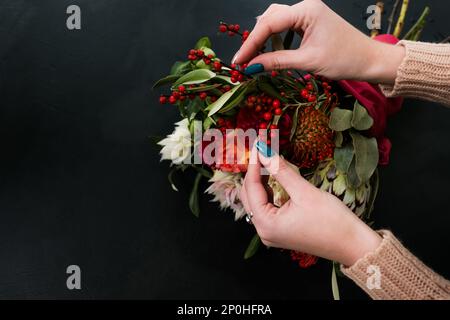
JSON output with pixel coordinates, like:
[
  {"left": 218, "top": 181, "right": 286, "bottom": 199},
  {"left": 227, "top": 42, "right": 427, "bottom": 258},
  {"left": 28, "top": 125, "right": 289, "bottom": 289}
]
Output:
[{"left": 153, "top": 1, "right": 430, "bottom": 298}]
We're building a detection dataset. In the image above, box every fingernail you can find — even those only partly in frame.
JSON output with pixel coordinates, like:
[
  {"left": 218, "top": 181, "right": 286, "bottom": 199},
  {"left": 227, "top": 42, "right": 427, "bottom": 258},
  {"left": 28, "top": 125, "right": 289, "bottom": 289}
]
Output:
[
  {"left": 231, "top": 50, "right": 240, "bottom": 64},
  {"left": 244, "top": 63, "right": 264, "bottom": 76},
  {"left": 256, "top": 140, "right": 273, "bottom": 158}
]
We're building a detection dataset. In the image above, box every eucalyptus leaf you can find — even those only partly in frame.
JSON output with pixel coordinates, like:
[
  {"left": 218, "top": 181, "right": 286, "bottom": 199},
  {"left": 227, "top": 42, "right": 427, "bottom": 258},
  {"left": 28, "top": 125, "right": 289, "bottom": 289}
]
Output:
[
  {"left": 206, "top": 83, "right": 243, "bottom": 116},
  {"left": 347, "top": 157, "right": 361, "bottom": 189},
  {"left": 189, "top": 172, "right": 203, "bottom": 217},
  {"left": 219, "top": 86, "right": 248, "bottom": 114},
  {"left": 335, "top": 132, "right": 344, "bottom": 147},
  {"left": 352, "top": 100, "right": 374, "bottom": 131},
  {"left": 187, "top": 84, "right": 221, "bottom": 92},
  {"left": 332, "top": 174, "right": 347, "bottom": 197},
  {"left": 173, "top": 69, "right": 216, "bottom": 88},
  {"left": 329, "top": 108, "right": 353, "bottom": 132},
  {"left": 244, "top": 233, "right": 261, "bottom": 259},
  {"left": 152, "top": 74, "right": 180, "bottom": 89},
  {"left": 334, "top": 144, "right": 354, "bottom": 173},
  {"left": 214, "top": 75, "right": 237, "bottom": 85},
  {"left": 350, "top": 131, "right": 379, "bottom": 184},
  {"left": 195, "top": 37, "right": 212, "bottom": 49}
]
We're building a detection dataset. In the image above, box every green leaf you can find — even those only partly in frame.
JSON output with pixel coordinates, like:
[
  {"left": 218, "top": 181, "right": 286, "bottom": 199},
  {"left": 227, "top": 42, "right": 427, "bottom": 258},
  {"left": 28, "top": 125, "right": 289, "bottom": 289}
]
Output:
[
  {"left": 244, "top": 233, "right": 261, "bottom": 259},
  {"left": 290, "top": 106, "right": 300, "bottom": 141},
  {"left": 206, "top": 83, "right": 243, "bottom": 117},
  {"left": 191, "top": 165, "right": 213, "bottom": 179},
  {"left": 152, "top": 74, "right": 180, "bottom": 89},
  {"left": 186, "top": 98, "right": 203, "bottom": 120},
  {"left": 203, "top": 117, "right": 214, "bottom": 131},
  {"left": 332, "top": 174, "right": 347, "bottom": 197},
  {"left": 350, "top": 131, "right": 379, "bottom": 184},
  {"left": 352, "top": 101, "right": 374, "bottom": 131},
  {"left": 189, "top": 173, "right": 203, "bottom": 217},
  {"left": 271, "top": 34, "right": 284, "bottom": 51},
  {"left": 347, "top": 157, "right": 361, "bottom": 189},
  {"left": 170, "top": 61, "right": 192, "bottom": 76},
  {"left": 168, "top": 167, "right": 180, "bottom": 192},
  {"left": 329, "top": 108, "right": 353, "bottom": 132},
  {"left": 218, "top": 85, "right": 249, "bottom": 114},
  {"left": 334, "top": 144, "right": 355, "bottom": 173},
  {"left": 283, "top": 30, "right": 295, "bottom": 50},
  {"left": 173, "top": 69, "right": 216, "bottom": 88},
  {"left": 187, "top": 84, "right": 220, "bottom": 92},
  {"left": 258, "top": 79, "right": 288, "bottom": 102},
  {"left": 195, "top": 37, "right": 212, "bottom": 49},
  {"left": 335, "top": 132, "right": 344, "bottom": 147},
  {"left": 214, "top": 75, "right": 237, "bottom": 85},
  {"left": 332, "top": 262, "right": 341, "bottom": 301}
]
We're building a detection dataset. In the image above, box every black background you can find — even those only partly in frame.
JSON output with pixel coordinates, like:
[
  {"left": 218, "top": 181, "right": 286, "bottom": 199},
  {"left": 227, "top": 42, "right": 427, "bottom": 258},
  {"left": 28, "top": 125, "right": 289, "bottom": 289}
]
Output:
[{"left": 0, "top": 0, "right": 448, "bottom": 299}]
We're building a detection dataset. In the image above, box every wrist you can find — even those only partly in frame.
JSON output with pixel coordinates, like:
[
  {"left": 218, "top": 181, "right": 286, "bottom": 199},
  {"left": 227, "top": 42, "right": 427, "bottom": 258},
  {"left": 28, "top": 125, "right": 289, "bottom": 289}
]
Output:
[{"left": 365, "top": 41, "right": 405, "bottom": 85}]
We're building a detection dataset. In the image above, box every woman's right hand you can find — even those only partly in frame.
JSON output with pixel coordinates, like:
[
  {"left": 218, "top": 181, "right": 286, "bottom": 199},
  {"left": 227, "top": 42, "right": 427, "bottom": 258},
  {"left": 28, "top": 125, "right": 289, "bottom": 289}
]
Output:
[{"left": 234, "top": 0, "right": 405, "bottom": 85}]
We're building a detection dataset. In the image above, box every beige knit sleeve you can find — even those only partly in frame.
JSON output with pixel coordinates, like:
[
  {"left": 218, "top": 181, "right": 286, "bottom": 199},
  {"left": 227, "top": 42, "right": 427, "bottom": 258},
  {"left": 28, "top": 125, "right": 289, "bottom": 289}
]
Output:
[
  {"left": 380, "top": 41, "right": 450, "bottom": 107},
  {"left": 341, "top": 230, "right": 450, "bottom": 300}
]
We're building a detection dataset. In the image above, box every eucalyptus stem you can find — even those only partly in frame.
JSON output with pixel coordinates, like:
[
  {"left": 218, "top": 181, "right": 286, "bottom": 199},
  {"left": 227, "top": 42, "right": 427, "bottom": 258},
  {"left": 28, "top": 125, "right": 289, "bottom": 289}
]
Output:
[
  {"left": 393, "top": 0, "right": 410, "bottom": 38},
  {"left": 387, "top": 0, "right": 401, "bottom": 34},
  {"left": 403, "top": 6, "right": 430, "bottom": 41}
]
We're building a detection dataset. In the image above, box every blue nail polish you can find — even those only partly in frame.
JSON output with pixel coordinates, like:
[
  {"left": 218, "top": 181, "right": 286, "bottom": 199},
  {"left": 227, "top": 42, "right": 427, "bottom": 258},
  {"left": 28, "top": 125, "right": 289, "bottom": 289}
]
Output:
[
  {"left": 244, "top": 63, "right": 264, "bottom": 75},
  {"left": 256, "top": 140, "right": 273, "bottom": 158}
]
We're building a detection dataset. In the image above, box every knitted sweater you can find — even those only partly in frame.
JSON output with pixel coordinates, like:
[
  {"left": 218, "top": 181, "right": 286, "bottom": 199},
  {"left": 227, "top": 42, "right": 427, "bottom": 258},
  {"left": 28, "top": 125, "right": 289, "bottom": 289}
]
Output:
[{"left": 342, "top": 41, "right": 450, "bottom": 300}]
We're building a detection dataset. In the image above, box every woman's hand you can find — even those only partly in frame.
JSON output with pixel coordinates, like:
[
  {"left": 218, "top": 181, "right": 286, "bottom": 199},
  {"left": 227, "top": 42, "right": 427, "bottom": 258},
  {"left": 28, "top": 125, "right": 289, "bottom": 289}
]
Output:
[
  {"left": 234, "top": 0, "right": 405, "bottom": 85},
  {"left": 240, "top": 142, "right": 382, "bottom": 266}
]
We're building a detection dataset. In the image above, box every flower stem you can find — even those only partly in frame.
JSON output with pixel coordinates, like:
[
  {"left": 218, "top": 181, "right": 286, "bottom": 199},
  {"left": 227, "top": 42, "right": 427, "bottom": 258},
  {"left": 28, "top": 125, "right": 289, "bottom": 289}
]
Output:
[
  {"left": 393, "top": 0, "right": 410, "bottom": 38},
  {"left": 403, "top": 6, "right": 430, "bottom": 41},
  {"left": 387, "top": 0, "right": 401, "bottom": 34}
]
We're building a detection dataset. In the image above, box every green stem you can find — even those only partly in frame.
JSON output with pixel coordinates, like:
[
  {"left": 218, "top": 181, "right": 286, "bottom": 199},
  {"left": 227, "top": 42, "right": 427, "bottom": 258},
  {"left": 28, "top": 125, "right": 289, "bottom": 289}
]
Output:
[{"left": 403, "top": 6, "right": 430, "bottom": 41}]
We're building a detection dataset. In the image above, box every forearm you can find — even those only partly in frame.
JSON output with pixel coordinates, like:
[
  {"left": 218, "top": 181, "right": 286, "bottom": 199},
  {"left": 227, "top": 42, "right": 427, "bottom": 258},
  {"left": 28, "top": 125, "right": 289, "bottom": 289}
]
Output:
[
  {"left": 341, "top": 230, "right": 450, "bottom": 300},
  {"left": 378, "top": 41, "right": 450, "bottom": 106}
]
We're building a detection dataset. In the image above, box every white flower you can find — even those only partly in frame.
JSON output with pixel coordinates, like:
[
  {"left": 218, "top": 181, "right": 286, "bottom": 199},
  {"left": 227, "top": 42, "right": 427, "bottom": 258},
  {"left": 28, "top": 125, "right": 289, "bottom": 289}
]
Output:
[
  {"left": 205, "top": 170, "right": 246, "bottom": 221},
  {"left": 158, "top": 119, "right": 192, "bottom": 165}
]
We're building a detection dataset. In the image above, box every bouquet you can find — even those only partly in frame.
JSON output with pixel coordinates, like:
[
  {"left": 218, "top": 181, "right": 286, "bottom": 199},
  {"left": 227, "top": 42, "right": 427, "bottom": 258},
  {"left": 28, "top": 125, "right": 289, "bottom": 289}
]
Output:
[{"left": 153, "top": 1, "right": 430, "bottom": 298}]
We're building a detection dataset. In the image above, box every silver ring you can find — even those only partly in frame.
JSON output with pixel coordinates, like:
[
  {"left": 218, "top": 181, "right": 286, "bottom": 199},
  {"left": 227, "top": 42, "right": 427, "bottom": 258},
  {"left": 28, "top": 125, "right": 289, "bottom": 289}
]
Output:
[{"left": 245, "top": 212, "right": 254, "bottom": 225}]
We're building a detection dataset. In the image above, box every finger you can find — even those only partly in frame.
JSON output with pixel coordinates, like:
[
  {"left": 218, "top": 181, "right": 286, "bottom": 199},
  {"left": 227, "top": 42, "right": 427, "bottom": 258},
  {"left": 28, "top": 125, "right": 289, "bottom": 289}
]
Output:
[
  {"left": 245, "top": 143, "right": 277, "bottom": 216},
  {"left": 234, "top": 5, "right": 299, "bottom": 65},
  {"left": 246, "top": 49, "right": 307, "bottom": 72},
  {"left": 239, "top": 183, "right": 251, "bottom": 214},
  {"left": 255, "top": 140, "right": 310, "bottom": 200}
]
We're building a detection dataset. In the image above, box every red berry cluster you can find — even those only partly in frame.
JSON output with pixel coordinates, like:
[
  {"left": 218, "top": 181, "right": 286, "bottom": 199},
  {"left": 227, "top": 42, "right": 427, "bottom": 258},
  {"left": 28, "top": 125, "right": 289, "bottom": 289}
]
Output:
[
  {"left": 159, "top": 84, "right": 220, "bottom": 105},
  {"left": 219, "top": 23, "right": 250, "bottom": 42},
  {"left": 245, "top": 94, "right": 283, "bottom": 131},
  {"left": 187, "top": 49, "right": 218, "bottom": 68}
]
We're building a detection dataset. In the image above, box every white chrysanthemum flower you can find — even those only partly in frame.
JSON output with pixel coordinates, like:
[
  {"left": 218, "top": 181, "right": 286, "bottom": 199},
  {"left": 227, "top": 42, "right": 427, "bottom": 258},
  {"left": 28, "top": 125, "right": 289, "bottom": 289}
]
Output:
[
  {"left": 205, "top": 170, "right": 246, "bottom": 221},
  {"left": 158, "top": 119, "right": 192, "bottom": 165}
]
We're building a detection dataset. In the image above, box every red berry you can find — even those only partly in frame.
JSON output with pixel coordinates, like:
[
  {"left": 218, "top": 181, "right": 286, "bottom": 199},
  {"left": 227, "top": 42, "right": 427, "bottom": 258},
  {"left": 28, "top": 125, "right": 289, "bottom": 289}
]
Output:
[
  {"left": 199, "top": 92, "right": 208, "bottom": 100},
  {"left": 228, "top": 24, "right": 235, "bottom": 31},
  {"left": 322, "top": 82, "right": 329, "bottom": 88},
  {"left": 237, "top": 74, "right": 244, "bottom": 82},
  {"left": 271, "top": 71, "right": 278, "bottom": 77},
  {"left": 306, "top": 83, "right": 314, "bottom": 91},
  {"left": 179, "top": 95, "right": 186, "bottom": 101},
  {"left": 172, "top": 91, "right": 180, "bottom": 99},
  {"left": 159, "top": 96, "right": 167, "bottom": 104},
  {"left": 213, "top": 61, "right": 222, "bottom": 71},
  {"left": 189, "top": 49, "right": 196, "bottom": 55},
  {"left": 196, "top": 49, "right": 204, "bottom": 57},
  {"left": 204, "top": 58, "right": 211, "bottom": 65},
  {"left": 178, "top": 85, "right": 186, "bottom": 93},
  {"left": 259, "top": 122, "right": 268, "bottom": 129},
  {"left": 228, "top": 31, "right": 235, "bottom": 37},
  {"left": 169, "top": 95, "right": 177, "bottom": 104},
  {"left": 217, "top": 118, "right": 225, "bottom": 127},
  {"left": 274, "top": 108, "right": 282, "bottom": 115},
  {"left": 263, "top": 112, "right": 272, "bottom": 121},
  {"left": 234, "top": 24, "right": 240, "bottom": 31},
  {"left": 301, "top": 89, "right": 309, "bottom": 98},
  {"left": 270, "top": 124, "right": 278, "bottom": 130},
  {"left": 272, "top": 99, "right": 281, "bottom": 109},
  {"left": 308, "top": 95, "right": 317, "bottom": 102},
  {"left": 188, "top": 55, "right": 196, "bottom": 61},
  {"left": 255, "top": 105, "right": 262, "bottom": 112},
  {"left": 230, "top": 77, "right": 238, "bottom": 83},
  {"left": 219, "top": 25, "right": 228, "bottom": 33}
]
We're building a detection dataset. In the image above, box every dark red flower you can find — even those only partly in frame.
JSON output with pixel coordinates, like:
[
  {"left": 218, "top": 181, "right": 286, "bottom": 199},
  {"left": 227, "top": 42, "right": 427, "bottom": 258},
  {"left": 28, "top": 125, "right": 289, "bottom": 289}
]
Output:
[{"left": 290, "top": 251, "right": 319, "bottom": 268}]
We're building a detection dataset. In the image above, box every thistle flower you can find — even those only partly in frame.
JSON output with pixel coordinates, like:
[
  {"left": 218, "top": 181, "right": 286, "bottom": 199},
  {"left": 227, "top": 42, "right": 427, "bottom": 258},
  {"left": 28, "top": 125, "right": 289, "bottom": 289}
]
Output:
[
  {"left": 158, "top": 119, "right": 192, "bottom": 165},
  {"left": 205, "top": 170, "right": 246, "bottom": 220}
]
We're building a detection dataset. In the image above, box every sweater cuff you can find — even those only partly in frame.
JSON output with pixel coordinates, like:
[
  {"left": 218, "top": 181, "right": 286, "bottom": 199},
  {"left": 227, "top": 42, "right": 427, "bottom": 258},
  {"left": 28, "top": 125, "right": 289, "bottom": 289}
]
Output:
[
  {"left": 380, "top": 40, "right": 450, "bottom": 107},
  {"left": 341, "top": 230, "right": 450, "bottom": 300}
]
